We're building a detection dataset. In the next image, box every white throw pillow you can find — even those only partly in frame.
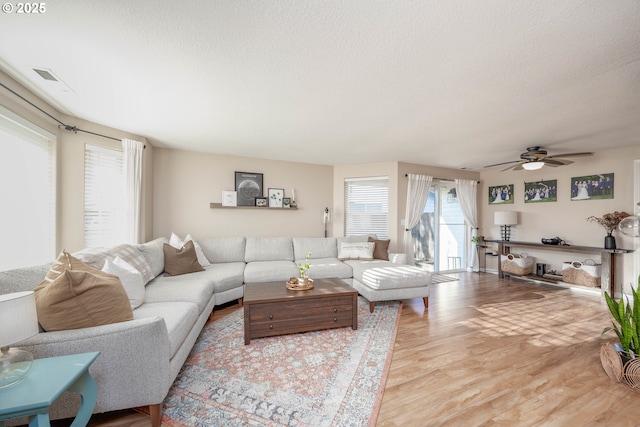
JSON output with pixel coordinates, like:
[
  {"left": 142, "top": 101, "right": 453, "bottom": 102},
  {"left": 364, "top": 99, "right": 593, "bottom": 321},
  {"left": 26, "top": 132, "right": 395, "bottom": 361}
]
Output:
[
  {"left": 169, "top": 232, "right": 184, "bottom": 249},
  {"left": 102, "top": 256, "right": 145, "bottom": 309},
  {"left": 338, "top": 242, "right": 375, "bottom": 261},
  {"left": 169, "top": 232, "right": 211, "bottom": 267}
]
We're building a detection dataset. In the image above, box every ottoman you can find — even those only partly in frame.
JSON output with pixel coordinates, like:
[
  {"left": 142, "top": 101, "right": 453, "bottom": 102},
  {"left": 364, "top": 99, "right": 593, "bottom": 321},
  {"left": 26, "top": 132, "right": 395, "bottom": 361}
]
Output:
[{"left": 344, "top": 260, "right": 431, "bottom": 312}]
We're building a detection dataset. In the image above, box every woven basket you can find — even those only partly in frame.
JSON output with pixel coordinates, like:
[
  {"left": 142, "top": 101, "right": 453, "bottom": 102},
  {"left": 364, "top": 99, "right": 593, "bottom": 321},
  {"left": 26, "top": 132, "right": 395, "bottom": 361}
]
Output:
[
  {"left": 600, "top": 343, "right": 640, "bottom": 392},
  {"left": 562, "top": 260, "right": 601, "bottom": 287},
  {"left": 501, "top": 254, "right": 534, "bottom": 276}
]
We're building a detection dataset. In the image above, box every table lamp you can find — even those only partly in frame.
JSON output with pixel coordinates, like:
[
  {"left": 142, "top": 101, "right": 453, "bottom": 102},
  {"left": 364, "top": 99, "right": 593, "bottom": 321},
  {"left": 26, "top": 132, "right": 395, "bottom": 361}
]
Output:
[
  {"left": 494, "top": 211, "right": 518, "bottom": 241},
  {"left": 0, "top": 291, "right": 39, "bottom": 388}
]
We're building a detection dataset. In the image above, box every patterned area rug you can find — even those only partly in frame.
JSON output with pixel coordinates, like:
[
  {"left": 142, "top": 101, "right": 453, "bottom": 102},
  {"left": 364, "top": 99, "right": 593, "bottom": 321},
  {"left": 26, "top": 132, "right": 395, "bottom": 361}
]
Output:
[{"left": 160, "top": 297, "right": 401, "bottom": 426}]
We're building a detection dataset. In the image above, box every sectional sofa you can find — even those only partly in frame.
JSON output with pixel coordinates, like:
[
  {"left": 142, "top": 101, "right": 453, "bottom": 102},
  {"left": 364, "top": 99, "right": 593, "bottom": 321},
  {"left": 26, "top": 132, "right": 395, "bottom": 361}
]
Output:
[{"left": 0, "top": 235, "right": 430, "bottom": 426}]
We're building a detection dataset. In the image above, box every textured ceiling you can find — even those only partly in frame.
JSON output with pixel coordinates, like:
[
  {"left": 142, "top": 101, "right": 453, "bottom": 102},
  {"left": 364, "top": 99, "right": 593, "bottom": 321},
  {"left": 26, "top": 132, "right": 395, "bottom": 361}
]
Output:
[{"left": 0, "top": 1, "right": 639, "bottom": 169}]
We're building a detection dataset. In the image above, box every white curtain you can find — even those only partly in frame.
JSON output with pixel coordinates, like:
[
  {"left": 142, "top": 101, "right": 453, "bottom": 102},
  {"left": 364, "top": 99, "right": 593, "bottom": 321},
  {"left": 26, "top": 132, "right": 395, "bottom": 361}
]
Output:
[
  {"left": 404, "top": 174, "right": 433, "bottom": 262},
  {"left": 122, "top": 139, "right": 144, "bottom": 244},
  {"left": 455, "top": 179, "right": 479, "bottom": 271}
]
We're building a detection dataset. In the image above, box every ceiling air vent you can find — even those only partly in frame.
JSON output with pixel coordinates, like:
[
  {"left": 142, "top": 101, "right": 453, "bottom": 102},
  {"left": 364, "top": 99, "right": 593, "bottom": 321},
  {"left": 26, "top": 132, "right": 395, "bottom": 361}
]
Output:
[
  {"left": 33, "top": 68, "right": 58, "bottom": 81},
  {"left": 30, "top": 67, "right": 74, "bottom": 93}
]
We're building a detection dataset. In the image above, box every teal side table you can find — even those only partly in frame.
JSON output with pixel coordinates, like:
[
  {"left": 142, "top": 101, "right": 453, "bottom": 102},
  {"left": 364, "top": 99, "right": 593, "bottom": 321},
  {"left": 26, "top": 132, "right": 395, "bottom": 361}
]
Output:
[{"left": 0, "top": 352, "right": 100, "bottom": 427}]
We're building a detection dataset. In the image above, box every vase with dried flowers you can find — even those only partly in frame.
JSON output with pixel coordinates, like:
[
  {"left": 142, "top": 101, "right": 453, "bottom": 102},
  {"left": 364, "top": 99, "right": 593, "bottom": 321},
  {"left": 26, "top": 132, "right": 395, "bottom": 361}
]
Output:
[{"left": 586, "top": 211, "right": 630, "bottom": 249}]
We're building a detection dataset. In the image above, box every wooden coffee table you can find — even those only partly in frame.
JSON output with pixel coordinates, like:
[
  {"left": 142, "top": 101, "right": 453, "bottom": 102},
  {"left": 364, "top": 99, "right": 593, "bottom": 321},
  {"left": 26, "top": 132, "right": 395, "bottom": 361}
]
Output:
[{"left": 243, "top": 277, "right": 358, "bottom": 345}]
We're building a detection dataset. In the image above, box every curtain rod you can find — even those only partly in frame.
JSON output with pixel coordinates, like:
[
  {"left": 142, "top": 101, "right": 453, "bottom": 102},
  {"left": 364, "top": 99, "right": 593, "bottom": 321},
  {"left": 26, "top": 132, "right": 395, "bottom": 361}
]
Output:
[
  {"left": 0, "top": 81, "right": 145, "bottom": 148},
  {"left": 404, "top": 174, "right": 479, "bottom": 183}
]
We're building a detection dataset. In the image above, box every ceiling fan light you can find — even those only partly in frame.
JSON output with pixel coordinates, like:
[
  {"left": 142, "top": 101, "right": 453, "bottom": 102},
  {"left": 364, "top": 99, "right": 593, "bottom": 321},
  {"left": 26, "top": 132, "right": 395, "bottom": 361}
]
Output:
[{"left": 522, "top": 161, "right": 544, "bottom": 171}]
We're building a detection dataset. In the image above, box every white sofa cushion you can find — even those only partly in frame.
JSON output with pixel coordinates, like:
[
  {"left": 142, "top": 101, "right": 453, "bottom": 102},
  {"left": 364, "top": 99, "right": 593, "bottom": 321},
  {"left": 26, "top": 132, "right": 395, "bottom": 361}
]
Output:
[
  {"left": 198, "top": 237, "right": 246, "bottom": 264},
  {"left": 244, "top": 260, "right": 299, "bottom": 283},
  {"left": 149, "top": 262, "right": 245, "bottom": 295},
  {"left": 301, "top": 257, "right": 353, "bottom": 279},
  {"left": 346, "top": 260, "right": 430, "bottom": 290},
  {"left": 133, "top": 301, "right": 198, "bottom": 359},
  {"left": 144, "top": 278, "right": 215, "bottom": 314},
  {"left": 245, "top": 237, "right": 294, "bottom": 262},
  {"left": 292, "top": 237, "right": 338, "bottom": 260}
]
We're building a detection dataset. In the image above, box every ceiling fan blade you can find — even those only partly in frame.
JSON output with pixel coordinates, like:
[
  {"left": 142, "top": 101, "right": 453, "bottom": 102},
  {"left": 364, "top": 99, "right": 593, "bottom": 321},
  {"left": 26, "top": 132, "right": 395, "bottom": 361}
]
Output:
[
  {"left": 484, "top": 160, "right": 522, "bottom": 168},
  {"left": 510, "top": 163, "right": 525, "bottom": 171},
  {"left": 546, "top": 152, "right": 594, "bottom": 159},
  {"left": 544, "top": 159, "right": 574, "bottom": 167}
]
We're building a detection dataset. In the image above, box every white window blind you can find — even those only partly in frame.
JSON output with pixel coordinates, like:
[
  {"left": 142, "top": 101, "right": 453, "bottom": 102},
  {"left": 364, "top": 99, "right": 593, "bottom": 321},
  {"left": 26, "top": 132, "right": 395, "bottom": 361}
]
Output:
[
  {"left": 344, "top": 176, "right": 389, "bottom": 239},
  {"left": 84, "top": 144, "right": 124, "bottom": 248},
  {"left": 0, "top": 106, "right": 56, "bottom": 271}
]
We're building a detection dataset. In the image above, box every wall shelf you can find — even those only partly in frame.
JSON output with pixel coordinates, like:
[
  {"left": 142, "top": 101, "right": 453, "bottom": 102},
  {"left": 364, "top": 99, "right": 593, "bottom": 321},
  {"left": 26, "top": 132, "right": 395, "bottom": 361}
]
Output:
[{"left": 210, "top": 202, "right": 298, "bottom": 210}]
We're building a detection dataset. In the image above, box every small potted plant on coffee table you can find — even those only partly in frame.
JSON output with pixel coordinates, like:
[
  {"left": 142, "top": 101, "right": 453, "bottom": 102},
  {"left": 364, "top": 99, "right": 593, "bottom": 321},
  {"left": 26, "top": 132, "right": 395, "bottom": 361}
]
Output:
[{"left": 296, "top": 251, "right": 312, "bottom": 285}]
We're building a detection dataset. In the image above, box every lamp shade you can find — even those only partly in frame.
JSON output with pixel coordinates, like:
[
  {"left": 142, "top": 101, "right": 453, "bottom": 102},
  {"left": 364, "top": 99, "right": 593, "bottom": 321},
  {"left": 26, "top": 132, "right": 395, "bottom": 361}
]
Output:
[
  {"left": 494, "top": 211, "right": 518, "bottom": 226},
  {"left": 522, "top": 161, "right": 544, "bottom": 171},
  {"left": 0, "top": 291, "right": 39, "bottom": 348}
]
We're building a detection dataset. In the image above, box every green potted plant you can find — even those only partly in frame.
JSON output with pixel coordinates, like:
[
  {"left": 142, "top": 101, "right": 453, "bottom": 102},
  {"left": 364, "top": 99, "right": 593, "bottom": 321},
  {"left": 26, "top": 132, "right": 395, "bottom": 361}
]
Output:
[
  {"left": 602, "top": 276, "right": 640, "bottom": 360},
  {"left": 296, "top": 251, "right": 312, "bottom": 284}
]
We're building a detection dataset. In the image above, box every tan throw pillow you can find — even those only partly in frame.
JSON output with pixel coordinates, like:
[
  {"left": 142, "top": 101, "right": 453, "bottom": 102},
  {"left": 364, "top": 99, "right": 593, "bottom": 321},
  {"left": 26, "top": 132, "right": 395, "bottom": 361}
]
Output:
[
  {"left": 163, "top": 240, "right": 205, "bottom": 276},
  {"left": 40, "top": 250, "right": 93, "bottom": 286},
  {"left": 35, "top": 269, "right": 134, "bottom": 332},
  {"left": 368, "top": 237, "right": 390, "bottom": 260}
]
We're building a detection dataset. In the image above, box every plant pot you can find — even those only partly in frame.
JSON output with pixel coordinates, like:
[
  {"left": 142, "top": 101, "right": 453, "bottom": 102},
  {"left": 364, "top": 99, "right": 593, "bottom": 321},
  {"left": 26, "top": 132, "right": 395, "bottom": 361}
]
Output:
[
  {"left": 604, "top": 233, "right": 616, "bottom": 249},
  {"left": 298, "top": 276, "right": 309, "bottom": 285}
]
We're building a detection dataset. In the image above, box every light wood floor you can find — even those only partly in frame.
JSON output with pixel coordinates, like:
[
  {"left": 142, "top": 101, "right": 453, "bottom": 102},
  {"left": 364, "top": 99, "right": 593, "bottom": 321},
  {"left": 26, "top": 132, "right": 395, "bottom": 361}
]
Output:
[{"left": 76, "top": 273, "right": 637, "bottom": 426}]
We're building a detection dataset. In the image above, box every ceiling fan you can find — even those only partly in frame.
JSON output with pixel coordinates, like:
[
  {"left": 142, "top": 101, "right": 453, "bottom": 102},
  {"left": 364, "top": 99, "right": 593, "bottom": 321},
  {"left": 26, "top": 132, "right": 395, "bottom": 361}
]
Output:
[{"left": 484, "top": 146, "right": 594, "bottom": 171}]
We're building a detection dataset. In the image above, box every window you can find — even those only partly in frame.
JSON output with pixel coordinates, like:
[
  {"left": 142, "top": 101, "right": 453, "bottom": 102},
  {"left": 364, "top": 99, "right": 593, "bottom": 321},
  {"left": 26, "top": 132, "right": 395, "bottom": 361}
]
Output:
[
  {"left": 344, "top": 177, "right": 389, "bottom": 239},
  {"left": 0, "top": 107, "right": 55, "bottom": 271},
  {"left": 84, "top": 144, "right": 124, "bottom": 248}
]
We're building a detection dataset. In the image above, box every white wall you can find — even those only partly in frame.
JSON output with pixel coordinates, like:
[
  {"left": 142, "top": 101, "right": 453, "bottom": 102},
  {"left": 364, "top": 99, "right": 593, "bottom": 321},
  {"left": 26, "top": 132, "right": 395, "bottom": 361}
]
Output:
[{"left": 153, "top": 148, "right": 333, "bottom": 239}]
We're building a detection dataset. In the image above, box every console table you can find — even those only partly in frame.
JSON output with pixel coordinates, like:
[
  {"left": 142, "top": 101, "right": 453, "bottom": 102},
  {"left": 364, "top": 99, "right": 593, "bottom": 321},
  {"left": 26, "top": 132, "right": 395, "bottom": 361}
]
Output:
[
  {"left": 485, "top": 240, "right": 633, "bottom": 296},
  {"left": 0, "top": 352, "right": 100, "bottom": 427}
]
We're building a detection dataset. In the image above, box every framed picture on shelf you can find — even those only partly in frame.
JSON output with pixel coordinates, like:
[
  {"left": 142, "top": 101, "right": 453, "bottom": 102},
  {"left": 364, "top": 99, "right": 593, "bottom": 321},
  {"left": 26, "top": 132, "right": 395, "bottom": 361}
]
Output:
[
  {"left": 283, "top": 198, "right": 291, "bottom": 208},
  {"left": 255, "top": 197, "right": 268, "bottom": 207},
  {"left": 488, "top": 184, "right": 514, "bottom": 204},
  {"left": 221, "top": 190, "right": 237, "bottom": 207},
  {"left": 235, "top": 172, "right": 263, "bottom": 206},
  {"left": 268, "top": 188, "right": 284, "bottom": 207},
  {"left": 524, "top": 179, "right": 557, "bottom": 203},
  {"left": 571, "top": 173, "right": 614, "bottom": 201}
]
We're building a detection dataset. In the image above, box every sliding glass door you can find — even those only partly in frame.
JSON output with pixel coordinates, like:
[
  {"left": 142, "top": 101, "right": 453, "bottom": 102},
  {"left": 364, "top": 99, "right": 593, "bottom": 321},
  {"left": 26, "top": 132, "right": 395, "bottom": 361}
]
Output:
[{"left": 411, "top": 182, "right": 467, "bottom": 273}]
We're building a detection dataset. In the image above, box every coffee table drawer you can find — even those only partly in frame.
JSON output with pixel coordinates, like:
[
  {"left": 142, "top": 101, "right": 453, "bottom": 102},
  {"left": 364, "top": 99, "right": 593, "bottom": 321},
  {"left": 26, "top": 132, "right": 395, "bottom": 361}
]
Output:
[
  {"left": 250, "top": 311, "right": 354, "bottom": 335},
  {"left": 249, "top": 296, "right": 353, "bottom": 322}
]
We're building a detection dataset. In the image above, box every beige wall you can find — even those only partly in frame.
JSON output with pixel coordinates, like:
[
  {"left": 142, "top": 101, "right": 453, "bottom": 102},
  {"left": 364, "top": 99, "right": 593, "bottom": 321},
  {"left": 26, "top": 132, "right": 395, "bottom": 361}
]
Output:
[
  {"left": 478, "top": 145, "right": 640, "bottom": 290},
  {"left": 153, "top": 148, "right": 333, "bottom": 239},
  {"left": 0, "top": 71, "right": 153, "bottom": 255}
]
